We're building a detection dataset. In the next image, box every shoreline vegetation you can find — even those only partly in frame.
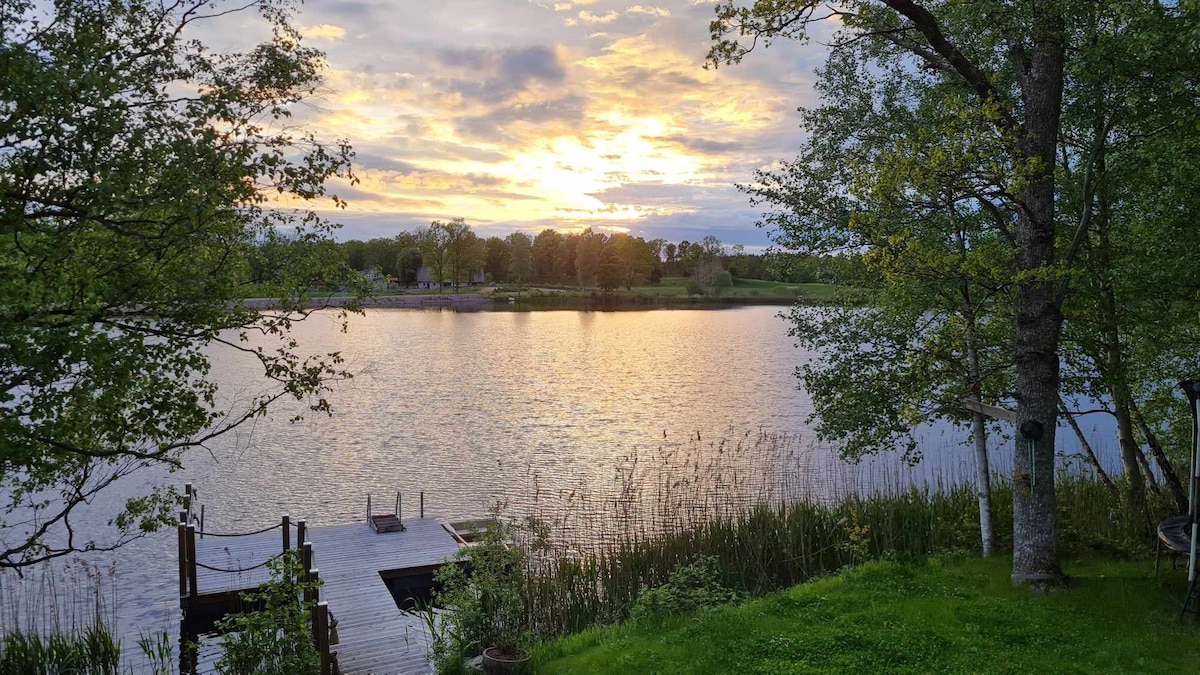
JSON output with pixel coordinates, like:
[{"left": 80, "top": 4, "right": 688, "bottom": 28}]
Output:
[
  {"left": 422, "top": 432, "right": 1179, "bottom": 673},
  {"left": 535, "top": 555, "right": 1199, "bottom": 673},
  {"left": 240, "top": 278, "right": 867, "bottom": 311}
]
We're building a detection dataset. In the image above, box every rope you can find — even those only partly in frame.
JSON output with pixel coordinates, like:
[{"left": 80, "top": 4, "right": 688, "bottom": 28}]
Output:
[
  {"left": 196, "top": 522, "right": 284, "bottom": 538},
  {"left": 195, "top": 557, "right": 275, "bottom": 574}
]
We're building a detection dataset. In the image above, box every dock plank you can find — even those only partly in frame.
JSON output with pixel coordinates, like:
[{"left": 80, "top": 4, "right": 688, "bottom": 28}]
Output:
[{"left": 192, "top": 518, "right": 462, "bottom": 674}]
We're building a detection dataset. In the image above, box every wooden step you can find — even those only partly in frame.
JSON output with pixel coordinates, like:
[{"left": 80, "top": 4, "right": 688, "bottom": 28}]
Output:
[{"left": 369, "top": 514, "right": 405, "bottom": 533}]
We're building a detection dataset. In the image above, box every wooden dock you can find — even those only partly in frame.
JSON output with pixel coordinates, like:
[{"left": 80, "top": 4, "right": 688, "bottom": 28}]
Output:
[{"left": 186, "top": 516, "right": 465, "bottom": 674}]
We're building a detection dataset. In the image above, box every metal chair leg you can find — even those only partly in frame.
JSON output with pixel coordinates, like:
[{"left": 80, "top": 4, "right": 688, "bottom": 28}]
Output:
[
  {"left": 1155, "top": 537, "right": 1161, "bottom": 578},
  {"left": 1181, "top": 575, "right": 1199, "bottom": 619}
]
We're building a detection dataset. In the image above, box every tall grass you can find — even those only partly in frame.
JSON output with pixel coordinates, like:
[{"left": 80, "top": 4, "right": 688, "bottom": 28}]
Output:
[
  {"left": 0, "top": 560, "right": 122, "bottom": 673},
  {"left": 497, "top": 430, "right": 1173, "bottom": 639}
]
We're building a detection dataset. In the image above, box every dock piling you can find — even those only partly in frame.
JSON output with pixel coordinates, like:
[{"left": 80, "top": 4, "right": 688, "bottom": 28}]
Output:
[
  {"left": 317, "top": 601, "right": 332, "bottom": 675},
  {"left": 308, "top": 568, "right": 321, "bottom": 659},
  {"left": 185, "top": 524, "right": 198, "bottom": 598},
  {"left": 297, "top": 519, "right": 307, "bottom": 552},
  {"left": 420, "top": 491, "right": 424, "bottom": 519},
  {"left": 302, "top": 541, "right": 313, "bottom": 583},
  {"left": 282, "top": 514, "right": 291, "bottom": 553},
  {"left": 177, "top": 514, "right": 187, "bottom": 598}
]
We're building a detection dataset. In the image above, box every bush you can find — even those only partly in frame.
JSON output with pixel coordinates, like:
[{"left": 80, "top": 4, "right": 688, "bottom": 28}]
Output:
[
  {"left": 430, "top": 524, "right": 531, "bottom": 673},
  {"left": 685, "top": 278, "right": 703, "bottom": 296},
  {"left": 630, "top": 557, "right": 742, "bottom": 622},
  {"left": 215, "top": 550, "right": 321, "bottom": 675},
  {"left": 712, "top": 271, "right": 733, "bottom": 296}
]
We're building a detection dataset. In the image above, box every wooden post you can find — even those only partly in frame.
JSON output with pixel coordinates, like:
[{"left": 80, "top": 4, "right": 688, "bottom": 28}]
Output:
[
  {"left": 307, "top": 568, "right": 321, "bottom": 654},
  {"left": 177, "top": 514, "right": 188, "bottom": 600},
  {"left": 282, "top": 514, "right": 291, "bottom": 553},
  {"left": 420, "top": 491, "right": 424, "bottom": 519},
  {"left": 199, "top": 504, "right": 205, "bottom": 539},
  {"left": 366, "top": 493, "right": 371, "bottom": 523},
  {"left": 302, "top": 541, "right": 313, "bottom": 583},
  {"left": 185, "top": 523, "right": 198, "bottom": 598},
  {"left": 297, "top": 519, "right": 307, "bottom": 552},
  {"left": 317, "top": 601, "right": 331, "bottom": 675},
  {"left": 183, "top": 483, "right": 193, "bottom": 522},
  {"left": 397, "top": 490, "right": 402, "bottom": 521}
]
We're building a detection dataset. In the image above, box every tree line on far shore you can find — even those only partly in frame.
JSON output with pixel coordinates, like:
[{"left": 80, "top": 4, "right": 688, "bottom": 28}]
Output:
[{"left": 323, "top": 219, "right": 863, "bottom": 291}]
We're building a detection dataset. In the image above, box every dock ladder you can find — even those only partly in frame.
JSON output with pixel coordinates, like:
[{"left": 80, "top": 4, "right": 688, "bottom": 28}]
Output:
[{"left": 366, "top": 491, "right": 406, "bottom": 533}]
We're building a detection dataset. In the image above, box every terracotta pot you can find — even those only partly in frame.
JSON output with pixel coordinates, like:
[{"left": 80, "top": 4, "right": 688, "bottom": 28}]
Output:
[{"left": 481, "top": 646, "right": 530, "bottom": 675}]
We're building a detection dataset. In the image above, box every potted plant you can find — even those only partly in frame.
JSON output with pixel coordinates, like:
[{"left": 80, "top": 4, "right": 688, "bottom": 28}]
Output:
[{"left": 430, "top": 524, "right": 530, "bottom": 675}]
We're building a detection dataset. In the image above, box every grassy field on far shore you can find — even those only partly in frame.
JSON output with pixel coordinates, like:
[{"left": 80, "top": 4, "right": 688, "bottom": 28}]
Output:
[
  {"left": 496, "top": 278, "right": 863, "bottom": 303},
  {"left": 535, "top": 555, "right": 1198, "bottom": 674}
]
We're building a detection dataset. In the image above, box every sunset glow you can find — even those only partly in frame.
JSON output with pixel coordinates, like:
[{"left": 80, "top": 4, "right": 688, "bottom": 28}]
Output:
[{"left": 220, "top": 1, "right": 832, "bottom": 243}]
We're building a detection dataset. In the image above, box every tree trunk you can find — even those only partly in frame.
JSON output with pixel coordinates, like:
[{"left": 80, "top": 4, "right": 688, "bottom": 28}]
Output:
[
  {"left": 1060, "top": 402, "right": 1118, "bottom": 497},
  {"left": 1010, "top": 6, "right": 1067, "bottom": 586},
  {"left": 959, "top": 231, "right": 993, "bottom": 557},
  {"left": 1131, "top": 399, "right": 1189, "bottom": 513},
  {"left": 970, "top": 407, "right": 993, "bottom": 557},
  {"left": 1114, "top": 396, "right": 1149, "bottom": 514},
  {"left": 1093, "top": 135, "right": 1148, "bottom": 523},
  {"left": 1135, "top": 441, "right": 1161, "bottom": 495}
]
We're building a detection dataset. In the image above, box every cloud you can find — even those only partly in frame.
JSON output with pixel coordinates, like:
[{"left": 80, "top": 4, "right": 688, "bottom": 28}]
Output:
[
  {"left": 434, "top": 45, "right": 566, "bottom": 104},
  {"left": 234, "top": 1, "right": 826, "bottom": 243},
  {"left": 565, "top": 10, "right": 619, "bottom": 26},
  {"left": 298, "top": 23, "right": 346, "bottom": 41},
  {"left": 628, "top": 6, "right": 671, "bottom": 18}
]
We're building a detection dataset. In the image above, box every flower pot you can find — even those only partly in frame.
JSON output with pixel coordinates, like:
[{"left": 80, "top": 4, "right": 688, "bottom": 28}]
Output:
[{"left": 481, "top": 646, "right": 530, "bottom": 675}]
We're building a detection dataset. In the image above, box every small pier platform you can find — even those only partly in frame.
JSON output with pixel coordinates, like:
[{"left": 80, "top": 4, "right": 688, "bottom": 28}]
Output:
[{"left": 177, "top": 485, "right": 476, "bottom": 674}]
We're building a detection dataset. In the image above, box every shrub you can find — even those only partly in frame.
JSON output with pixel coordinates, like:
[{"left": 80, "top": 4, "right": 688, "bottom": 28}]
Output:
[
  {"left": 631, "top": 557, "right": 742, "bottom": 622},
  {"left": 215, "top": 550, "right": 320, "bottom": 675},
  {"left": 430, "top": 524, "right": 531, "bottom": 672}
]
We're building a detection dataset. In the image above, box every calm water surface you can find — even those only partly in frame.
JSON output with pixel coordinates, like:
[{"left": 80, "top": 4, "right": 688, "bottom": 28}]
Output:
[{"left": 2, "top": 306, "right": 1115, "bottom": 652}]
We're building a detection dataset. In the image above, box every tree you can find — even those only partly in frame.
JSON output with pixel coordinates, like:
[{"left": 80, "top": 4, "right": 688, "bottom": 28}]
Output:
[
  {"left": 1050, "top": 3, "right": 1200, "bottom": 518},
  {"left": 419, "top": 222, "right": 453, "bottom": 288},
  {"left": 363, "top": 237, "right": 398, "bottom": 278},
  {"left": 596, "top": 240, "right": 624, "bottom": 293},
  {"left": 575, "top": 229, "right": 603, "bottom": 289},
  {"left": 0, "top": 0, "right": 357, "bottom": 568},
  {"left": 710, "top": 0, "right": 1074, "bottom": 583},
  {"left": 484, "top": 236, "right": 511, "bottom": 283},
  {"left": 394, "top": 240, "right": 423, "bottom": 287},
  {"left": 532, "top": 229, "right": 563, "bottom": 283},
  {"left": 610, "top": 233, "right": 655, "bottom": 290},
  {"left": 507, "top": 232, "right": 534, "bottom": 290},
  {"left": 441, "top": 218, "right": 483, "bottom": 293}
]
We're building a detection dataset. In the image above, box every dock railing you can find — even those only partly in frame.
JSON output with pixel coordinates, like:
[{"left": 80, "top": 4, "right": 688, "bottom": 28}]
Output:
[{"left": 177, "top": 485, "right": 338, "bottom": 674}]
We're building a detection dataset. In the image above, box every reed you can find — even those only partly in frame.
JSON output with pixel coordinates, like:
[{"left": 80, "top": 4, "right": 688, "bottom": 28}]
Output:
[
  {"left": 497, "top": 430, "right": 1173, "bottom": 639},
  {"left": 0, "top": 560, "right": 122, "bottom": 674}
]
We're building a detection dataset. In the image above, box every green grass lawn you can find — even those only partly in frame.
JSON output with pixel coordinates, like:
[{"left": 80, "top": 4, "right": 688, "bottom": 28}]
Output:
[{"left": 535, "top": 556, "right": 1198, "bottom": 674}]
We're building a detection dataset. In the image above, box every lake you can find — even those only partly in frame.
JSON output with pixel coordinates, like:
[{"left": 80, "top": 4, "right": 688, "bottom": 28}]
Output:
[{"left": 1, "top": 305, "right": 1117, "bottom": 652}]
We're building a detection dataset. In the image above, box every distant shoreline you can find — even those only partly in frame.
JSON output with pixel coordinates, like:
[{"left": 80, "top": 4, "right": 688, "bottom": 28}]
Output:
[{"left": 239, "top": 293, "right": 850, "bottom": 312}]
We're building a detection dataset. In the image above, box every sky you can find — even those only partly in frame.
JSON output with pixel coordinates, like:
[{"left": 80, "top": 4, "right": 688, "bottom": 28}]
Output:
[{"left": 218, "top": 1, "right": 834, "bottom": 246}]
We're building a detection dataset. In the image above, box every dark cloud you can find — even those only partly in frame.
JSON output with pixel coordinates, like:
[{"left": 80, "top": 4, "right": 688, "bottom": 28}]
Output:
[
  {"left": 658, "top": 134, "right": 741, "bottom": 154},
  {"left": 436, "top": 45, "right": 566, "bottom": 103},
  {"left": 454, "top": 95, "right": 585, "bottom": 142},
  {"left": 498, "top": 47, "right": 566, "bottom": 84}
]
